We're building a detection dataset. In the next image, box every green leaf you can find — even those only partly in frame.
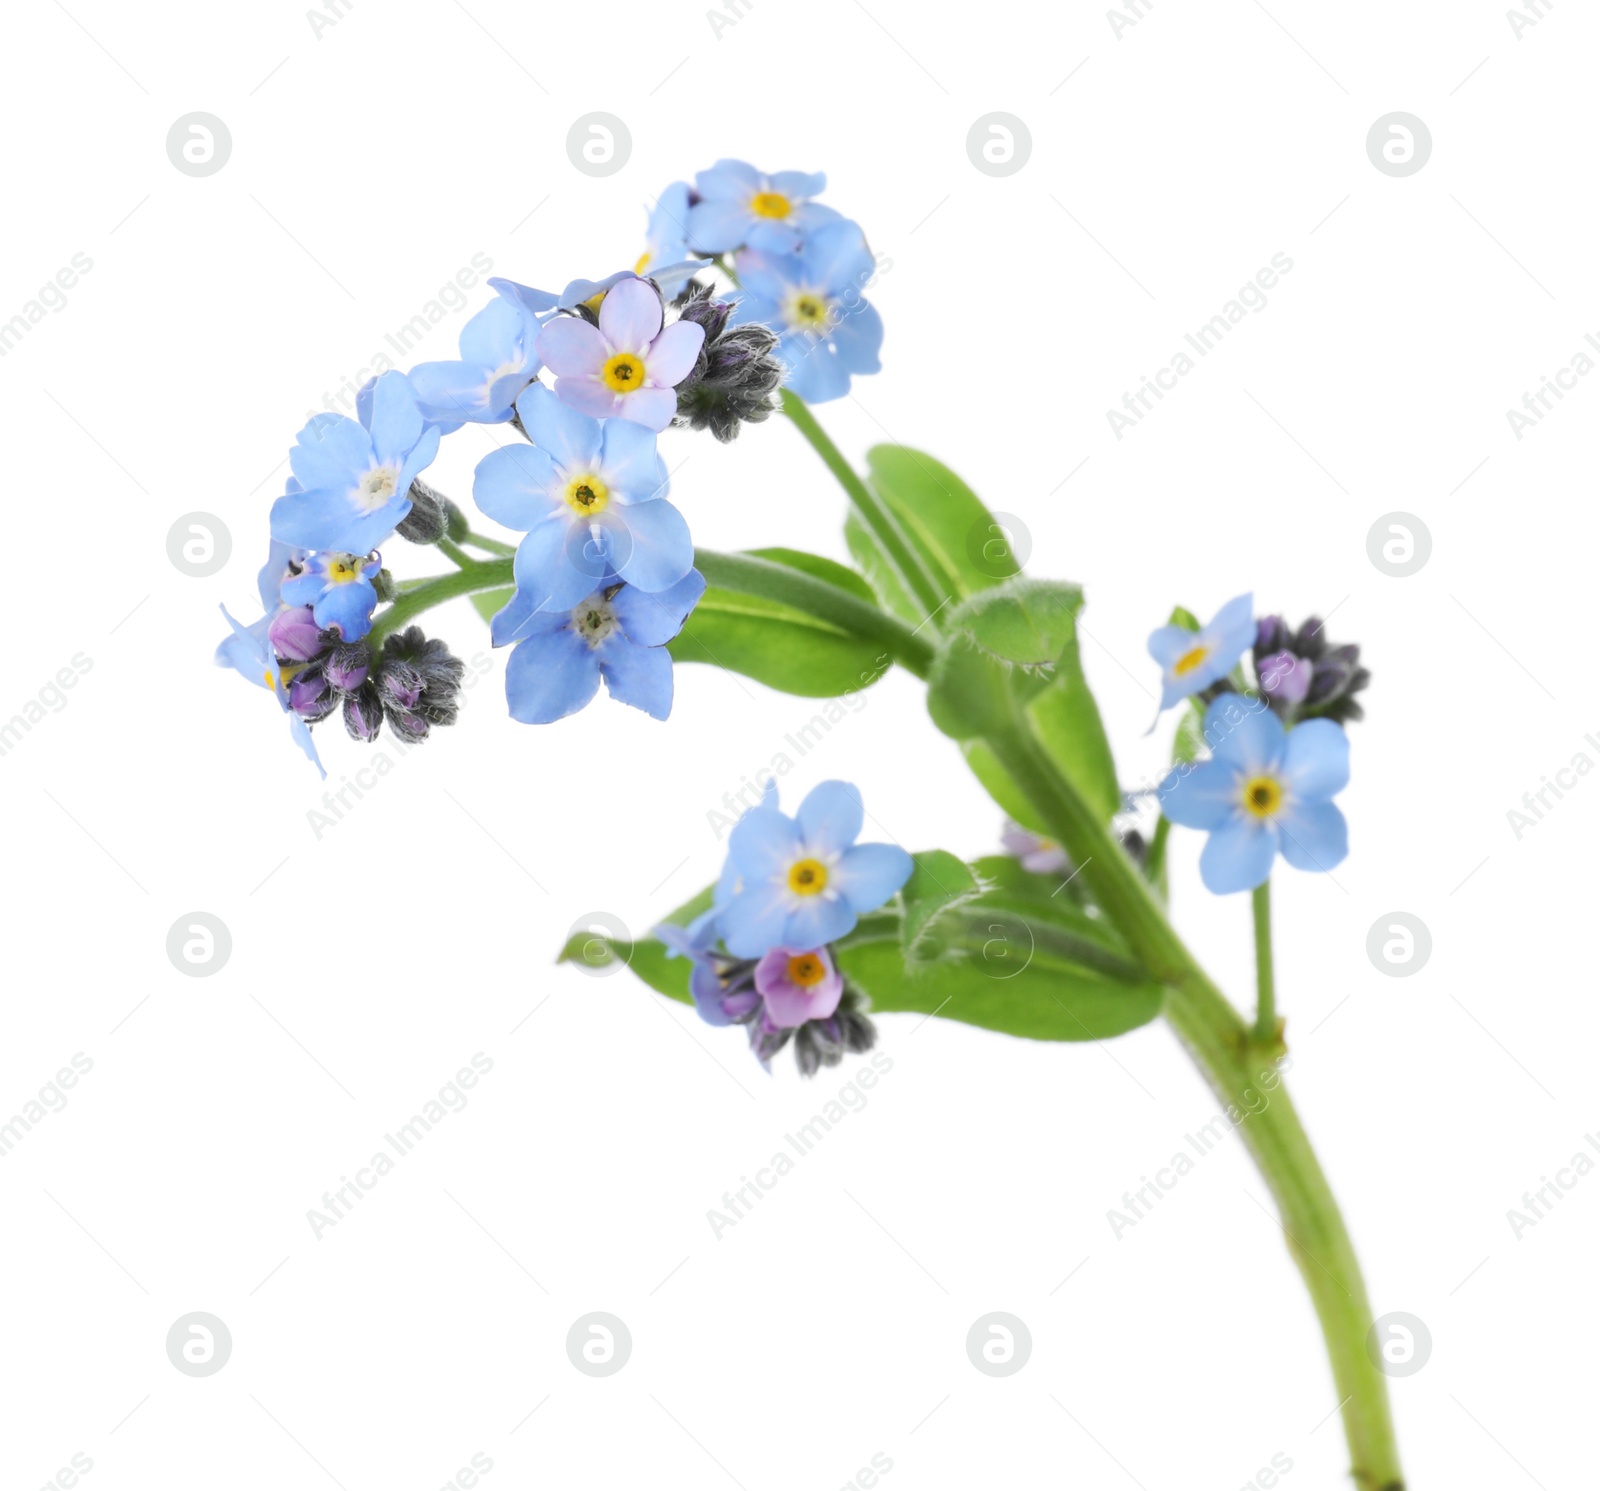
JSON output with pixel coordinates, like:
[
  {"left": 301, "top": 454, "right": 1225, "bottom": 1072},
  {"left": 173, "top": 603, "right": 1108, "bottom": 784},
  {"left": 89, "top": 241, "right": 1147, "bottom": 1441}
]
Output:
[
  {"left": 1026, "top": 628, "right": 1121, "bottom": 823},
  {"left": 472, "top": 587, "right": 514, "bottom": 625},
  {"left": 926, "top": 633, "right": 1038, "bottom": 739},
  {"left": 951, "top": 578, "right": 1085, "bottom": 667},
  {"left": 844, "top": 446, "right": 1012, "bottom": 627},
  {"left": 899, "top": 849, "right": 983, "bottom": 963},
  {"left": 668, "top": 547, "right": 891, "bottom": 698},
  {"left": 1168, "top": 604, "right": 1201, "bottom": 632}
]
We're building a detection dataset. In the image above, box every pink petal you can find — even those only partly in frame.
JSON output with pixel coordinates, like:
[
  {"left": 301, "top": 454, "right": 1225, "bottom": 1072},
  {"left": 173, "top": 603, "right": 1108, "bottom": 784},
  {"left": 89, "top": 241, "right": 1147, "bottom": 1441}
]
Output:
[
  {"left": 536, "top": 317, "right": 606, "bottom": 376},
  {"left": 754, "top": 947, "right": 845, "bottom": 1029},
  {"left": 610, "top": 385, "right": 677, "bottom": 433},
  {"left": 645, "top": 321, "right": 706, "bottom": 389},
  {"left": 551, "top": 375, "right": 620, "bottom": 421},
  {"left": 597, "top": 278, "right": 663, "bottom": 352}
]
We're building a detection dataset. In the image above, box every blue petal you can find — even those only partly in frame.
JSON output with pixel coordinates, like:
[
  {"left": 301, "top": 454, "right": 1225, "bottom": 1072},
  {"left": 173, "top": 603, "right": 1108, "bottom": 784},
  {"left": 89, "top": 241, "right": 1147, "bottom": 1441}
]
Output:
[
  {"left": 796, "top": 780, "right": 863, "bottom": 857},
  {"left": 256, "top": 539, "right": 304, "bottom": 611},
  {"left": 1205, "top": 695, "right": 1285, "bottom": 775},
  {"left": 781, "top": 336, "right": 851, "bottom": 403},
  {"left": 280, "top": 571, "right": 322, "bottom": 607},
  {"left": 597, "top": 634, "right": 674, "bottom": 719},
  {"left": 720, "top": 880, "right": 790, "bottom": 959},
  {"left": 769, "top": 169, "right": 826, "bottom": 199},
  {"left": 782, "top": 894, "right": 857, "bottom": 949},
  {"left": 490, "top": 586, "right": 566, "bottom": 647},
  {"left": 1277, "top": 800, "right": 1349, "bottom": 874},
  {"left": 288, "top": 714, "right": 326, "bottom": 778},
  {"left": 1206, "top": 592, "right": 1256, "bottom": 659},
  {"left": 614, "top": 499, "right": 694, "bottom": 594},
  {"left": 1282, "top": 719, "right": 1350, "bottom": 803},
  {"left": 288, "top": 415, "right": 370, "bottom": 495},
  {"left": 612, "top": 569, "right": 705, "bottom": 646},
  {"left": 831, "top": 301, "right": 883, "bottom": 373},
  {"left": 512, "top": 517, "right": 594, "bottom": 612},
  {"left": 313, "top": 577, "right": 377, "bottom": 640},
  {"left": 490, "top": 276, "right": 560, "bottom": 317},
  {"left": 504, "top": 625, "right": 600, "bottom": 724},
  {"left": 1148, "top": 623, "right": 1201, "bottom": 670},
  {"left": 473, "top": 444, "right": 560, "bottom": 531},
  {"left": 365, "top": 371, "right": 425, "bottom": 462},
  {"left": 598, "top": 418, "right": 668, "bottom": 503},
  {"left": 1159, "top": 758, "right": 1238, "bottom": 831},
  {"left": 517, "top": 383, "right": 602, "bottom": 471},
  {"left": 728, "top": 806, "right": 801, "bottom": 879},
  {"left": 694, "top": 158, "right": 763, "bottom": 199},
  {"left": 686, "top": 199, "right": 754, "bottom": 253},
  {"left": 804, "top": 220, "right": 874, "bottom": 295},
  {"left": 833, "top": 842, "right": 913, "bottom": 914},
  {"left": 1198, "top": 816, "right": 1277, "bottom": 895}
]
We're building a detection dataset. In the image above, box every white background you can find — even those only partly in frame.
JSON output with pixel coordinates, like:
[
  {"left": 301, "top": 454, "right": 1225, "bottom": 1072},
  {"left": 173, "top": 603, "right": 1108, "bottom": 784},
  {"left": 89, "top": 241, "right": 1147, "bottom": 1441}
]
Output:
[{"left": 1, "top": 1, "right": 1594, "bottom": 1487}]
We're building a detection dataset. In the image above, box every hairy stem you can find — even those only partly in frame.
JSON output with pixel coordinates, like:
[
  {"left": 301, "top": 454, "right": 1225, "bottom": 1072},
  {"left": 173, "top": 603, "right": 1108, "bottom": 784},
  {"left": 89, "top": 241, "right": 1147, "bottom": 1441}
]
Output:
[
  {"left": 781, "top": 390, "right": 950, "bottom": 624},
  {"left": 367, "top": 558, "right": 513, "bottom": 650}
]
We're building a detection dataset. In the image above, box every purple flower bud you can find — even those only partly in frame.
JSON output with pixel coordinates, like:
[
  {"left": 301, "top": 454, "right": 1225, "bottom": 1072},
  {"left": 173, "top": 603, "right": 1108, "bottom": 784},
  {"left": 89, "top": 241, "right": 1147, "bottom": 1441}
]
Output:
[
  {"left": 343, "top": 685, "right": 383, "bottom": 743},
  {"left": 288, "top": 667, "right": 335, "bottom": 722},
  {"left": 1258, "top": 649, "right": 1312, "bottom": 704},
  {"left": 324, "top": 643, "right": 370, "bottom": 692},
  {"left": 269, "top": 605, "right": 324, "bottom": 662}
]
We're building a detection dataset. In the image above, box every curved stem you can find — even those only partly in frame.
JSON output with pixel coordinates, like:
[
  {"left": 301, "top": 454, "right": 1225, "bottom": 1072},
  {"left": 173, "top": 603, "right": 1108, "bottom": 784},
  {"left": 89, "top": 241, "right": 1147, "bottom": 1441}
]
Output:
[
  {"left": 781, "top": 391, "right": 949, "bottom": 624},
  {"left": 693, "top": 547, "right": 934, "bottom": 679},
  {"left": 461, "top": 529, "right": 516, "bottom": 557},
  {"left": 437, "top": 537, "right": 474, "bottom": 568},
  {"left": 1252, "top": 879, "right": 1278, "bottom": 1045},
  {"left": 367, "top": 558, "right": 512, "bottom": 650},
  {"left": 983, "top": 713, "right": 1403, "bottom": 1488}
]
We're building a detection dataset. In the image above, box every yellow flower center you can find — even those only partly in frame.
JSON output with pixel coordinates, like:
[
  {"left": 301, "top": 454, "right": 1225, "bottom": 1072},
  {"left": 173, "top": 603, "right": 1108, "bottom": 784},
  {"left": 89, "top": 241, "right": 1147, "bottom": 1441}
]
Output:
[
  {"left": 787, "top": 858, "right": 829, "bottom": 896},
  {"left": 787, "top": 952, "right": 827, "bottom": 987},
  {"left": 602, "top": 352, "right": 646, "bottom": 393},
  {"left": 784, "top": 291, "right": 831, "bottom": 331},
  {"left": 750, "top": 190, "right": 792, "bottom": 219},
  {"left": 634, "top": 251, "right": 651, "bottom": 274},
  {"left": 325, "top": 555, "right": 363, "bottom": 584},
  {"left": 564, "top": 473, "right": 610, "bottom": 515},
  {"left": 1242, "top": 776, "right": 1283, "bottom": 819},
  {"left": 1173, "top": 643, "right": 1211, "bottom": 677}
]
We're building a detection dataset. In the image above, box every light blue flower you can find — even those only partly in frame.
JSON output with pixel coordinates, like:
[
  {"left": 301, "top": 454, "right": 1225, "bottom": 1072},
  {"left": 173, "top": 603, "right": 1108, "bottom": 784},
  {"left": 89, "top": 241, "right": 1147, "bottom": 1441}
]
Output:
[
  {"left": 687, "top": 160, "right": 841, "bottom": 255},
  {"left": 257, "top": 539, "right": 306, "bottom": 610},
  {"left": 214, "top": 604, "right": 325, "bottom": 777},
  {"left": 471, "top": 384, "right": 693, "bottom": 612},
  {"left": 407, "top": 296, "right": 540, "bottom": 432},
  {"left": 492, "top": 567, "right": 705, "bottom": 724},
  {"left": 1147, "top": 593, "right": 1255, "bottom": 711},
  {"left": 729, "top": 221, "right": 883, "bottom": 403},
  {"left": 1159, "top": 695, "right": 1350, "bottom": 894},
  {"left": 717, "top": 780, "right": 913, "bottom": 958},
  {"left": 641, "top": 183, "right": 697, "bottom": 275},
  {"left": 281, "top": 551, "right": 383, "bottom": 641},
  {"left": 271, "top": 371, "right": 440, "bottom": 554}
]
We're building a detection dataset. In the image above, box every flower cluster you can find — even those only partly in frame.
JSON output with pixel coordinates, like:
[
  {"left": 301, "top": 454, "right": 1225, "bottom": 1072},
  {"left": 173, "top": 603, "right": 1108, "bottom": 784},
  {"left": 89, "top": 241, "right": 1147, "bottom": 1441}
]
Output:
[
  {"left": 660, "top": 781, "right": 912, "bottom": 1075},
  {"left": 217, "top": 160, "right": 881, "bottom": 773},
  {"left": 1145, "top": 594, "right": 1369, "bottom": 894}
]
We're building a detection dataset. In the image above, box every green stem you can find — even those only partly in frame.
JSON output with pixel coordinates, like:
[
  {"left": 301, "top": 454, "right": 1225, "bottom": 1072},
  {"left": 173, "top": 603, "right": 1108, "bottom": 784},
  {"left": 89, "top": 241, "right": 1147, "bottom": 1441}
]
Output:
[
  {"left": 693, "top": 547, "right": 934, "bottom": 678},
  {"left": 780, "top": 391, "right": 950, "bottom": 625},
  {"left": 368, "top": 558, "right": 512, "bottom": 650},
  {"left": 985, "top": 710, "right": 1403, "bottom": 1488},
  {"left": 437, "top": 537, "right": 474, "bottom": 568},
  {"left": 1252, "top": 879, "right": 1277, "bottom": 1045},
  {"left": 461, "top": 529, "right": 516, "bottom": 558}
]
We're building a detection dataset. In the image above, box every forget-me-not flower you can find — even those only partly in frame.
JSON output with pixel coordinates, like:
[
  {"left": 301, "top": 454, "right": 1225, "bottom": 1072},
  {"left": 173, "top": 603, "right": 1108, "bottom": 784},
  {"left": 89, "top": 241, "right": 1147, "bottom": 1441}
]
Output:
[
  {"left": 1147, "top": 593, "right": 1255, "bottom": 711},
  {"left": 1159, "top": 695, "right": 1350, "bottom": 894},
  {"left": 686, "top": 160, "right": 840, "bottom": 255},
  {"left": 280, "top": 551, "right": 383, "bottom": 641},
  {"left": 407, "top": 296, "right": 540, "bottom": 432}
]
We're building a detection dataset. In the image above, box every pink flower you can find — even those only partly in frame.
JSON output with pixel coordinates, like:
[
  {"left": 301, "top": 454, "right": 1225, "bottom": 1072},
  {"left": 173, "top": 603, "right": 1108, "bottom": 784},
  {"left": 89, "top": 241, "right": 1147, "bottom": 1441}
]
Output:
[
  {"left": 535, "top": 278, "right": 705, "bottom": 432},
  {"left": 753, "top": 946, "right": 845, "bottom": 1029}
]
